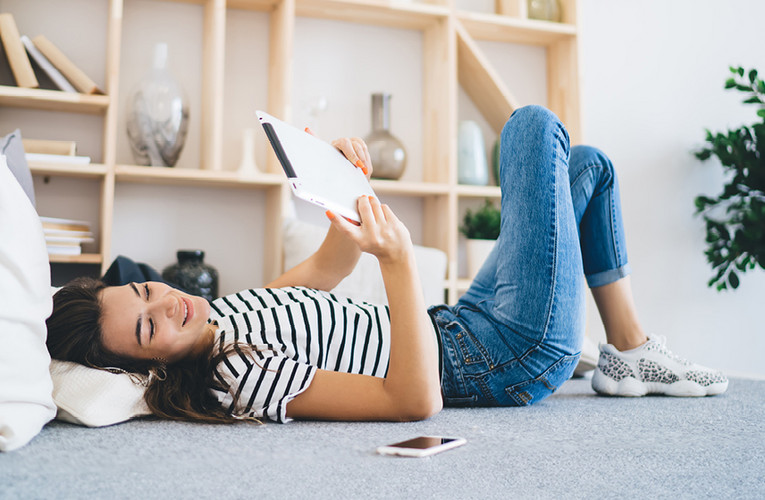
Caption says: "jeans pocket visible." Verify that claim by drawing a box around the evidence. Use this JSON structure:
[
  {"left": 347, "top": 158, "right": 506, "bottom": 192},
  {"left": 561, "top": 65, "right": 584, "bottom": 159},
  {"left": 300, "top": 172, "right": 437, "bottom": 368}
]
[
  {"left": 505, "top": 354, "right": 580, "bottom": 406},
  {"left": 443, "top": 319, "right": 493, "bottom": 370}
]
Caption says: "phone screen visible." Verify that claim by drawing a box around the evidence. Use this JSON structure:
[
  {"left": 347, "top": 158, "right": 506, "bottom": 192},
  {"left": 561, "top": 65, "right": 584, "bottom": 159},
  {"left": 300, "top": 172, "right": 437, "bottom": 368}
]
[{"left": 389, "top": 437, "right": 457, "bottom": 449}]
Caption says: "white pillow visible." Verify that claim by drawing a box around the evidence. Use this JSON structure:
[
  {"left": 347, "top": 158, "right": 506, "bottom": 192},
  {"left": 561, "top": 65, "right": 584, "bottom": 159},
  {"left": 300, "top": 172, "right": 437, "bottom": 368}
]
[
  {"left": 49, "top": 360, "right": 150, "bottom": 427},
  {"left": 0, "top": 154, "right": 57, "bottom": 451},
  {"left": 282, "top": 217, "right": 447, "bottom": 307}
]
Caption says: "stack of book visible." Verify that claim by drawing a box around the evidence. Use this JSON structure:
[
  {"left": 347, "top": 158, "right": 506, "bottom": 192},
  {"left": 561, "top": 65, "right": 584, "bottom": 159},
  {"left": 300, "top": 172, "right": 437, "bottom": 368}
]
[
  {"left": 0, "top": 12, "right": 103, "bottom": 94},
  {"left": 40, "top": 216, "right": 94, "bottom": 256}
]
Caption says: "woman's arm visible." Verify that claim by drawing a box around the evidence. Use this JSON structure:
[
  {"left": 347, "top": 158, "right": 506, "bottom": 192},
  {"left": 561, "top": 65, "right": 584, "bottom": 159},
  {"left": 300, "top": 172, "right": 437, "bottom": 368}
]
[
  {"left": 285, "top": 196, "right": 443, "bottom": 421},
  {"left": 265, "top": 135, "right": 373, "bottom": 291}
]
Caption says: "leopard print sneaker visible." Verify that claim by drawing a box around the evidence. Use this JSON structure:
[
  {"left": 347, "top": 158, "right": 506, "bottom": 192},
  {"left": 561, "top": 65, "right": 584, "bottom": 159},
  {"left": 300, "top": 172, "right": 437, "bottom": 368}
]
[{"left": 591, "top": 335, "right": 728, "bottom": 397}]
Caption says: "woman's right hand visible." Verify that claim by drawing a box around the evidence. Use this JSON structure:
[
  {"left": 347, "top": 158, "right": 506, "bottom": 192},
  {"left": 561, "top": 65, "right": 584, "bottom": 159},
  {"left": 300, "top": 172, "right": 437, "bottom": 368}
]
[{"left": 326, "top": 196, "right": 413, "bottom": 265}]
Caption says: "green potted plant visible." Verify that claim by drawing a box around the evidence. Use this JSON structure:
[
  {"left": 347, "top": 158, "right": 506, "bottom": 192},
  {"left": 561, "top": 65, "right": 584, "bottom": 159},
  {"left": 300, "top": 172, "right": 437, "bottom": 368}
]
[
  {"left": 460, "top": 199, "right": 501, "bottom": 278},
  {"left": 695, "top": 66, "right": 765, "bottom": 291}
]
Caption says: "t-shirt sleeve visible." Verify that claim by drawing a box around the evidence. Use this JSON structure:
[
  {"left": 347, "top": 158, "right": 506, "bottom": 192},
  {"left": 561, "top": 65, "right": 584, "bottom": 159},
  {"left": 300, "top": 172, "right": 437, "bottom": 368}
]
[{"left": 211, "top": 346, "right": 316, "bottom": 423}]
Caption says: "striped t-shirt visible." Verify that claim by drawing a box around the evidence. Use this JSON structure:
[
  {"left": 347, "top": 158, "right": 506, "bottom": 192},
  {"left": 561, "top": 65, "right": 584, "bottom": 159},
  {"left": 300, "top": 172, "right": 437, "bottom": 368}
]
[{"left": 207, "top": 286, "right": 391, "bottom": 423}]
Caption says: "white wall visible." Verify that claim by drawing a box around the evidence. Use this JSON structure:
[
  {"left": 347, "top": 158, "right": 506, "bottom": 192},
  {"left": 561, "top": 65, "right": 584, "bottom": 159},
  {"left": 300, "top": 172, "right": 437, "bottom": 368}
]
[{"left": 579, "top": 0, "right": 765, "bottom": 378}]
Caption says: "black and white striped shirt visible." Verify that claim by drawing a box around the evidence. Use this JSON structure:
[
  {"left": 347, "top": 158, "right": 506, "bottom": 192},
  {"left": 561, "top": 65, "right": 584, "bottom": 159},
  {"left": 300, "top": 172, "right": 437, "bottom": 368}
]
[{"left": 207, "top": 287, "right": 391, "bottom": 423}]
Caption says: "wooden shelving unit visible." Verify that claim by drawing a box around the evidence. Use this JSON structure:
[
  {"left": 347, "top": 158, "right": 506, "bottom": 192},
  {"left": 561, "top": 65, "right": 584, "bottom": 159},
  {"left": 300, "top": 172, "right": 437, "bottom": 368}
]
[{"left": 2, "top": 0, "right": 581, "bottom": 303}]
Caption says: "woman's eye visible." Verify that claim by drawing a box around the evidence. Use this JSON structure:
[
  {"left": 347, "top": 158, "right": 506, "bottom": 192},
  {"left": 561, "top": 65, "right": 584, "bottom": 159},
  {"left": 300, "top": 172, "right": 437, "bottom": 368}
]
[
  {"left": 144, "top": 283, "right": 150, "bottom": 300},
  {"left": 149, "top": 318, "right": 155, "bottom": 340}
]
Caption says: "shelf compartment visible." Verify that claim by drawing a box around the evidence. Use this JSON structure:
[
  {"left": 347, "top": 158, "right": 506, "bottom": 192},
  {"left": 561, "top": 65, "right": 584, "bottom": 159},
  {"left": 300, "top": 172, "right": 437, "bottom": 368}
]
[
  {"left": 0, "top": 86, "right": 110, "bottom": 114},
  {"left": 115, "top": 164, "right": 285, "bottom": 189},
  {"left": 49, "top": 253, "right": 103, "bottom": 264},
  {"left": 370, "top": 179, "right": 450, "bottom": 196},
  {"left": 296, "top": 0, "right": 449, "bottom": 30},
  {"left": 457, "top": 10, "right": 576, "bottom": 46},
  {"left": 30, "top": 162, "right": 108, "bottom": 179},
  {"left": 456, "top": 184, "right": 501, "bottom": 198}
]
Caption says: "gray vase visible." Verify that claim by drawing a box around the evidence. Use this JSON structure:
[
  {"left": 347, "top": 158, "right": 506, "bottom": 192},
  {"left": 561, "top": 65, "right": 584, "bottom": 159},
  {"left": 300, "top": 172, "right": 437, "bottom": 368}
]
[
  {"left": 365, "top": 93, "right": 407, "bottom": 180},
  {"left": 126, "top": 43, "right": 189, "bottom": 167}
]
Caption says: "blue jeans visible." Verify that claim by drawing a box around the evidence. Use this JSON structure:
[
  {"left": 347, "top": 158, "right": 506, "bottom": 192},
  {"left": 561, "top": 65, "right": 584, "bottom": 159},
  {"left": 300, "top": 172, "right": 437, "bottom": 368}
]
[{"left": 429, "top": 105, "right": 631, "bottom": 407}]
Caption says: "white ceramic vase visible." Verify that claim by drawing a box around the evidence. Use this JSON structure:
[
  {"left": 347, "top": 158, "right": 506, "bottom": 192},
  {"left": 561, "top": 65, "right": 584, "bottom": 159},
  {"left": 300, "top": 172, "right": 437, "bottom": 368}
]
[
  {"left": 458, "top": 120, "right": 489, "bottom": 186},
  {"left": 466, "top": 238, "right": 496, "bottom": 279}
]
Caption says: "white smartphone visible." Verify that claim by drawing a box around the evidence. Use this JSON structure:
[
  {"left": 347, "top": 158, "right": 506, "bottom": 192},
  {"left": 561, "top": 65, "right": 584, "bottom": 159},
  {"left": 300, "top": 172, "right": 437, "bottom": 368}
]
[{"left": 376, "top": 436, "right": 466, "bottom": 458}]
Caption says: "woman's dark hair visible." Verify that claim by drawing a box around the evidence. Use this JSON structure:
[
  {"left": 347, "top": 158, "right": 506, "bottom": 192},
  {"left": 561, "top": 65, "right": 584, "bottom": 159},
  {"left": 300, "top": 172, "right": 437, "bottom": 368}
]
[{"left": 46, "top": 276, "right": 253, "bottom": 424}]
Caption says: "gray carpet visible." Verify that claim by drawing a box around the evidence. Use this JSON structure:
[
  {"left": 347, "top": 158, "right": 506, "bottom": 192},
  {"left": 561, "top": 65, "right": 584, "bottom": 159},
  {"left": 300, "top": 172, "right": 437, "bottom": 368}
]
[{"left": 2, "top": 377, "right": 763, "bottom": 500}]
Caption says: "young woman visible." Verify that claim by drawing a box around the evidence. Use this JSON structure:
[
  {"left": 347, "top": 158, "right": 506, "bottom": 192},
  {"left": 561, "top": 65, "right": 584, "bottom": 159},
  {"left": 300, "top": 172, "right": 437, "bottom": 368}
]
[{"left": 46, "top": 105, "right": 728, "bottom": 424}]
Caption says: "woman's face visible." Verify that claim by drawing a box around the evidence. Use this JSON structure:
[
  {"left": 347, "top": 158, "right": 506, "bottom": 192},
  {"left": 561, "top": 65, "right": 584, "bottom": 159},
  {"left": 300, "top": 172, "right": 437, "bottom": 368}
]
[{"left": 99, "top": 281, "right": 213, "bottom": 363}]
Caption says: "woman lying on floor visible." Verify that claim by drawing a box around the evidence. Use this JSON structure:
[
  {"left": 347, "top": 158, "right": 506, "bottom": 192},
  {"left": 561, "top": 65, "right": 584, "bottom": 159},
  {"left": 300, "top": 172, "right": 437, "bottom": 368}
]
[{"left": 45, "top": 105, "right": 728, "bottom": 424}]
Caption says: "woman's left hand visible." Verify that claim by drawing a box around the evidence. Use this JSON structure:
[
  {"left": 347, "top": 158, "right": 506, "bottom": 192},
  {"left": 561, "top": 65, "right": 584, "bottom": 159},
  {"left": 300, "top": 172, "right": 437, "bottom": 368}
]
[
  {"left": 305, "top": 127, "right": 373, "bottom": 179},
  {"left": 330, "top": 136, "right": 373, "bottom": 179}
]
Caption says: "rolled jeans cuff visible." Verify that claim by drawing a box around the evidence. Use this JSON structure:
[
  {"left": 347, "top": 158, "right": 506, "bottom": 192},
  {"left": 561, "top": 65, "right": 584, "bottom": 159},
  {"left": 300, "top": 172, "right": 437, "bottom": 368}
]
[{"left": 586, "top": 263, "right": 632, "bottom": 288}]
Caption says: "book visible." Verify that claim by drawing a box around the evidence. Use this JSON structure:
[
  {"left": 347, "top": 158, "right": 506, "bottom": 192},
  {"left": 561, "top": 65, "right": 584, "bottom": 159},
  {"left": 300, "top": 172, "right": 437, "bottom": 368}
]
[
  {"left": 22, "top": 139, "right": 77, "bottom": 156},
  {"left": 0, "top": 13, "right": 38, "bottom": 88},
  {"left": 46, "top": 244, "right": 82, "bottom": 256},
  {"left": 0, "top": 32, "right": 16, "bottom": 86},
  {"left": 43, "top": 228, "right": 94, "bottom": 240},
  {"left": 40, "top": 216, "right": 91, "bottom": 233},
  {"left": 44, "top": 235, "right": 95, "bottom": 245},
  {"left": 26, "top": 153, "right": 91, "bottom": 165},
  {"left": 31, "top": 35, "right": 102, "bottom": 95},
  {"left": 20, "top": 35, "right": 76, "bottom": 92}
]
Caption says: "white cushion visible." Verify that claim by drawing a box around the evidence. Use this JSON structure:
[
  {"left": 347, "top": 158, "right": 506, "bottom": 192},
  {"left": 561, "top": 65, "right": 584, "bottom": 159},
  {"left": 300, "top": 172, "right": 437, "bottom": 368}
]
[
  {"left": 0, "top": 154, "right": 56, "bottom": 451},
  {"left": 49, "top": 360, "right": 150, "bottom": 427},
  {"left": 283, "top": 217, "right": 447, "bottom": 307}
]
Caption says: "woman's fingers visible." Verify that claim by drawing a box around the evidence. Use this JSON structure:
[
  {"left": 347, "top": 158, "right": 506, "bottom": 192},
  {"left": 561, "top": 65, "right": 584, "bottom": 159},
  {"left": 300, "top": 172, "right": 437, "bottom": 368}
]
[
  {"left": 332, "top": 137, "right": 371, "bottom": 177},
  {"left": 367, "top": 195, "right": 386, "bottom": 222}
]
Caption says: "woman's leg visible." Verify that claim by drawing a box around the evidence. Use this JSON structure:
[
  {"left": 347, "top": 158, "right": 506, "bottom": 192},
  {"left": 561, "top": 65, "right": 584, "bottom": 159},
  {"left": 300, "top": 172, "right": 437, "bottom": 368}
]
[
  {"left": 566, "top": 146, "right": 728, "bottom": 396},
  {"left": 449, "top": 105, "right": 585, "bottom": 405},
  {"left": 566, "top": 145, "right": 646, "bottom": 351}
]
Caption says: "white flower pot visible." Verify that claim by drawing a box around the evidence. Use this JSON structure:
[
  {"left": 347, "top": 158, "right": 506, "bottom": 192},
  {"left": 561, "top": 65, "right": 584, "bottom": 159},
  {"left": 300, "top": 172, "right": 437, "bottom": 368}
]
[{"left": 466, "top": 238, "right": 496, "bottom": 279}]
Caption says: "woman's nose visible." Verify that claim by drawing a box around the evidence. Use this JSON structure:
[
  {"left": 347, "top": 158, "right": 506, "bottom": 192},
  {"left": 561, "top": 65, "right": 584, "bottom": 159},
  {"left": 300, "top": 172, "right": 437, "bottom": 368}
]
[{"left": 151, "top": 293, "right": 177, "bottom": 318}]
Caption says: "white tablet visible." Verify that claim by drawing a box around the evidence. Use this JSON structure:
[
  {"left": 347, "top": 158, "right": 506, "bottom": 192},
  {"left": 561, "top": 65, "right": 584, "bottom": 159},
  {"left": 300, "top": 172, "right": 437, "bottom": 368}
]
[{"left": 257, "top": 110, "right": 377, "bottom": 223}]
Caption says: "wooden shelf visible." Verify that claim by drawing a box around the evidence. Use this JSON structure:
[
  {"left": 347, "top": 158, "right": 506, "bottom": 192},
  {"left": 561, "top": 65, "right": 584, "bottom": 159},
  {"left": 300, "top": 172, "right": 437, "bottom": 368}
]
[
  {"left": 456, "top": 185, "right": 501, "bottom": 198},
  {"left": 457, "top": 10, "right": 576, "bottom": 46},
  {"left": 30, "top": 162, "right": 108, "bottom": 179},
  {"left": 371, "top": 179, "right": 450, "bottom": 196},
  {"left": 0, "top": 86, "right": 110, "bottom": 114},
  {"left": 49, "top": 253, "right": 102, "bottom": 264},
  {"left": 295, "top": 0, "right": 449, "bottom": 30},
  {"left": 115, "top": 165, "right": 285, "bottom": 189},
  {"left": 5, "top": 0, "right": 581, "bottom": 303}
]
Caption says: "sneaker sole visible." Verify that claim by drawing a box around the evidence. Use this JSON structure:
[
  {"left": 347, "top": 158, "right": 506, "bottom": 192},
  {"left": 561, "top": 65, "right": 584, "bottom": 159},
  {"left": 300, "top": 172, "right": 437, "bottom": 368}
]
[{"left": 592, "top": 370, "right": 729, "bottom": 397}]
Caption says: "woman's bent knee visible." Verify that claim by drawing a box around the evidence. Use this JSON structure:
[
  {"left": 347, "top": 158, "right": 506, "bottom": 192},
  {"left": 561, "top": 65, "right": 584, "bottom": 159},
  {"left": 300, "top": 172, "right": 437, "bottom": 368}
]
[{"left": 503, "top": 105, "right": 563, "bottom": 140}]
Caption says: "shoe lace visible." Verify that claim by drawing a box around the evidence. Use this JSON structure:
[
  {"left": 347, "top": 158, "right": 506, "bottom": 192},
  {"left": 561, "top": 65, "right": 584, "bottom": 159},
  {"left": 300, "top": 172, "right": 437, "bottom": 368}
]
[{"left": 649, "top": 334, "right": 691, "bottom": 366}]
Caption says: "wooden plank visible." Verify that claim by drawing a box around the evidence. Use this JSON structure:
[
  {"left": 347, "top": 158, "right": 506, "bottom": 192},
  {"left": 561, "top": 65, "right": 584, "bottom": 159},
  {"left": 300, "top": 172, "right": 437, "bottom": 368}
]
[
  {"left": 455, "top": 184, "right": 501, "bottom": 198},
  {"left": 102, "top": 0, "right": 123, "bottom": 166},
  {"left": 115, "top": 164, "right": 284, "bottom": 188},
  {"left": 266, "top": 0, "right": 295, "bottom": 173},
  {"left": 49, "top": 253, "right": 103, "bottom": 264},
  {"left": 455, "top": 20, "right": 519, "bottom": 135},
  {"left": 547, "top": 36, "right": 581, "bottom": 144},
  {"left": 370, "top": 179, "right": 450, "bottom": 196},
  {"left": 423, "top": 14, "right": 456, "bottom": 184},
  {"left": 30, "top": 162, "right": 108, "bottom": 178},
  {"left": 264, "top": 184, "right": 288, "bottom": 280},
  {"left": 0, "top": 85, "right": 109, "bottom": 113},
  {"left": 295, "top": 0, "right": 447, "bottom": 30},
  {"left": 457, "top": 10, "right": 576, "bottom": 45},
  {"left": 201, "top": 0, "right": 227, "bottom": 170}
]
